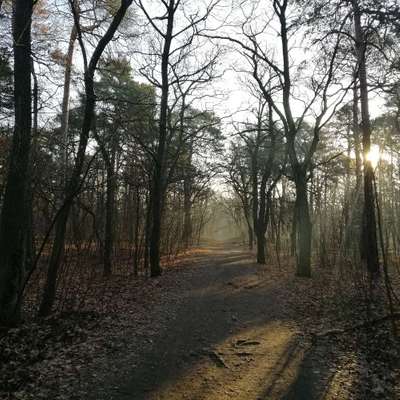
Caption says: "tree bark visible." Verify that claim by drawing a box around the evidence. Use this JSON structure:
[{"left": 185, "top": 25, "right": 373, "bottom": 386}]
[
  {"left": 183, "top": 179, "right": 193, "bottom": 249},
  {"left": 278, "top": 0, "right": 312, "bottom": 275},
  {"left": 353, "top": 0, "right": 379, "bottom": 278},
  {"left": 352, "top": 83, "right": 362, "bottom": 191},
  {"left": 182, "top": 144, "right": 193, "bottom": 249},
  {"left": 103, "top": 161, "right": 115, "bottom": 276},
  {"left": 256, "top": 228, "right": 266, "bottom": 264},
  {"left": 0, "top": 0, "right": 33, "bottom": 325},
  {"left": 294, "top": 172, "right": 312, "bottom": 277},
  {"left": 25, "top": 58, "right": 39, "bottom": 275},
  {"left": 255, "top": 176, "right": 267, "bottom": 264},
  {"left": 247, "top": 222, "right": 254, "bottom": 250},
  {"left": 133, "top": 184, "right": 140, "bottom": 276},
  {"left": 60, "top": 24, "right": 77, "bottom": 186},
  {"left": 99, "top": 122, "right": 119, "bottom": 277},
  {"left": 149, "top": 0, "right": 175, "bottom": 277},
  {"left": 143, "top": 189, "right": 152, "bottom": 275}
]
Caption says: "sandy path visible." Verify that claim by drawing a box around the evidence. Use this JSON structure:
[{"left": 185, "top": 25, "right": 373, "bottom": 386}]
[{"left": 89, "top": 243, "right": 336, "bottom": 400}]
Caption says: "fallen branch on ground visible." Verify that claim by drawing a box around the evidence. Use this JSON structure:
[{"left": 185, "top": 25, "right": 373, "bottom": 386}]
[{"left": 312, "top": 312, "right": 400, "bottom": 341}]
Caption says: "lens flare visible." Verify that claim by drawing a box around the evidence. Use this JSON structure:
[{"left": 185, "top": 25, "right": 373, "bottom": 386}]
[{"left": 366, "top": 144, "right": 380, "bottom": 168}]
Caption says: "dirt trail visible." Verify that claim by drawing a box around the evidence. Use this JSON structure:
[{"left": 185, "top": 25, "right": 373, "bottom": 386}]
[{"left": 89, "top": 243, "right": 338, "bottom": 400}]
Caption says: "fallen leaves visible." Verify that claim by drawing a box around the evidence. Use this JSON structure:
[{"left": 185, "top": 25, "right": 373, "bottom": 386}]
[
  {"left": 1, "top": 246, "right": 400, "bottom": 399},
  {"left": 0, "top": 252, "right": 197, "bottom": 400}
]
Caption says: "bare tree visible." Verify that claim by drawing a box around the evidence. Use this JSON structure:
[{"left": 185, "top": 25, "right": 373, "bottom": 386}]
[
  {"left": 352, "top": 0, "right": 379, "bottom": 279},
  {"left": 39, "top": 0, "right": 133, "bottom": 317},
  {"left": 135, "top": 0, "right": 220, "bottom": 276},
  {"left": 205, "top": 0, "right": 347, "bottom": 275},
  {"left": 225, "top": 146, "right": 254, "bottom": 249},
  {"left": 227, "top": 91, "right": 283, "bottom": 263}
]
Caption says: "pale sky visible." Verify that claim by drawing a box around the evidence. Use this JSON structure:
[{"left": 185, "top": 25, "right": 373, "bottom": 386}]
[{"left": 1, "top": 0, "right": 389, "bottom": 142}]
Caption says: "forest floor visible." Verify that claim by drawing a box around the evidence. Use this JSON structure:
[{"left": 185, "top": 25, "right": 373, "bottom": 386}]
[{"left": 1, "top": 242, "right": 400, "bottom": 399}]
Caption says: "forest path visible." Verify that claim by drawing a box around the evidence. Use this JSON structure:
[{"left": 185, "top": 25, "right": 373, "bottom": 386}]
[{"left": 90, "top": 242, "right": 337, "bottom": 400}]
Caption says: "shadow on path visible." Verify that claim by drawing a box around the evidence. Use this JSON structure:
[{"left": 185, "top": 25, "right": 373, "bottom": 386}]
[{"left": 90, "top": 242, "right": 341, "bottom": 400}]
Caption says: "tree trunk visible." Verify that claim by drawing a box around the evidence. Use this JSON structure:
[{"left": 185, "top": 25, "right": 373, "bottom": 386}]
[
  {"left": 133, "top": 185, "right": 140, "bottom": 276},
  {"left": 101, "top": 129, "right": 118, "bottom": 277},
  {"left": 256, "top": 229, "right": 266, "bottom": 264},
  {"left": 0, "top": 0, "right": 32, "bottom": 325},
  {"left": 342, "top": 120, "right": 352, "bottom": 254},
  {"left": 149, "top": 172, "right": 163, "bottom": 276},
  {"left": 294, "top": 174, "right": 312, "bottom": 277},
  {"left": 247, "top": 223, "right": 254, "bottom": 250},
  {"left": 182, "top": 146, "right": 193, "bottom": 249},
  {"left": 254, "top": 106, "right": 275, "bottom": 265},
  {"left": 38, "top": 207, "right": 69, "bottom": 317},
  {"left": 143, "top": 190, "right": 151, "bottom": 275},
  {"left": 353, "top": 0, "right": 379, "bottom": 278},
  {"left": 38, "top": 0, "right": 132, "bottom": 317},
  {"left": 39, "top": 73, "right": 95, "bottom": 317},
  {"left": 149, "top": 1, "right": 175, "bottom": 277},
  {"left": 25, "top": 58, "right": 39, "bottom": 275},
  {"left": 60, "top": 24, "right": 77, "bottom": 186},
  {"left": 352, "top": 83, "right": 362, "bottom": 191},
  {"left": 183, "top": 181, "right": 192, "bottom": 249},
  {"left": 255, "top": 183, "right": 267, "bottom": 264},
  {"left": 103, "top": 164, "right": 115, "bottom": 277}
]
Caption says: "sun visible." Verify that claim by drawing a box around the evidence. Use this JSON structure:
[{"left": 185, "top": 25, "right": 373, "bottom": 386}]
[{"left": 366, "top": 144, "right": 381, "bottom": 169}]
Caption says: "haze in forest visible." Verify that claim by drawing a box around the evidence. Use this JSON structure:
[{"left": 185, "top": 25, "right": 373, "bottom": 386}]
[{"left": 1, "top": 0, "right": 400, "bottom": 399}]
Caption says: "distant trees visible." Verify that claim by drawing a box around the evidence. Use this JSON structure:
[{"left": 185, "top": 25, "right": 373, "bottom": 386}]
[
  {"left": 225, "top": 144, "right": 254, "bottom": 250},
  {"left": 213, "top": 0, "right": 347, "bottom": 275},
  {"left": 0, "top": 0, "right": 220, "bottom": 323},
  {"left": 221, "top": 0, "right": 400, "bottom": 278},
  {"left": 94, "top": 58, "right": 156, "bottom": 276},
  {"left": 135, "top": 0, "right": 221, "bottom": 276},
  {"left": 301, "top": 0, "right": 400, "bottom": 278},
  {"left": 225, "top": 90, "right": 284, "bottom": 264}
]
